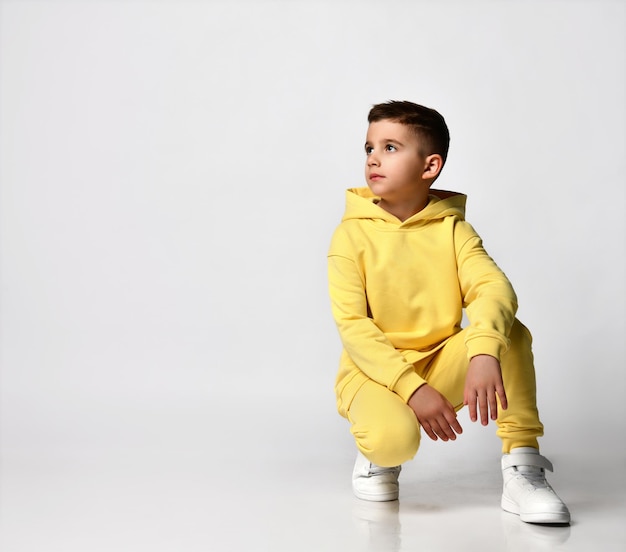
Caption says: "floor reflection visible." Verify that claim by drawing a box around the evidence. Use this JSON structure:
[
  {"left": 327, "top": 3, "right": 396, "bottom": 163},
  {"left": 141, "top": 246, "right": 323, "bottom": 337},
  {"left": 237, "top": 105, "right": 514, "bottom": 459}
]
[
  {"left": 352, "top": 499, "right": 401, "bottom": 552},
  {"left": 500, "top": 510, "right": 571, "bottom": 551}
]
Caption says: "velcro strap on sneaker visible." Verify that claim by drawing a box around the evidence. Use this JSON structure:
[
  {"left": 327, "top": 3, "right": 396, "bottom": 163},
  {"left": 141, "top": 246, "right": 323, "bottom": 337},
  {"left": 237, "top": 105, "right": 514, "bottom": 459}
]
[{"left": 502, "top": 453, "right": 554, "bottom": 472}]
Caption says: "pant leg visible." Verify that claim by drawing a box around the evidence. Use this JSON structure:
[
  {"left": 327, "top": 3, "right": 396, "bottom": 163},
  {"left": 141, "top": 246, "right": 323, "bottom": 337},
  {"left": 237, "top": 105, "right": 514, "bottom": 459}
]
[
  {"left": 422, "top": 318, "right": 544, "bottom": 453},
  {"left": 494, "top": 319, "right": 544, "bottom": 452},
  {"left": 347, "top": 379, "right": 421, "bottom": 467}
]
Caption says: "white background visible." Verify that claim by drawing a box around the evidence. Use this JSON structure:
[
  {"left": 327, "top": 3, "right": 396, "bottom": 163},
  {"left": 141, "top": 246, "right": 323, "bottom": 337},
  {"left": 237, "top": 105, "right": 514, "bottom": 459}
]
[{"left": 1, "top": 1, "right": 624, "bottom": 542}]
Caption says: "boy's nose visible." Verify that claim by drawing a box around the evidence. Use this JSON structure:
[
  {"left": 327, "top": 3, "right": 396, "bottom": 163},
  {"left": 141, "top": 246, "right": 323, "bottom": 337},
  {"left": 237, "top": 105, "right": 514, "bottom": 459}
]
[{"left": 367, "top": 155, "right": 380, "bottom": 166}]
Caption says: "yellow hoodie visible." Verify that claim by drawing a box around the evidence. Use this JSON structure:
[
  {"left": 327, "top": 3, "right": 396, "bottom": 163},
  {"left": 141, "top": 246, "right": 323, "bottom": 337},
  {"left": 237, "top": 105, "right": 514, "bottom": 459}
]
[{"left": 328, "top": 187, "right": 518, "bottom": 416}]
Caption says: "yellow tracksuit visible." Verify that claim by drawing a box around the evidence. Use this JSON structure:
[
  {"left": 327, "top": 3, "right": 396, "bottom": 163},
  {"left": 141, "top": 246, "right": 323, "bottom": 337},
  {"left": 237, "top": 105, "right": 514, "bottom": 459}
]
[{"left": 328, "top": 187, "right": 543, "bottom": 466}]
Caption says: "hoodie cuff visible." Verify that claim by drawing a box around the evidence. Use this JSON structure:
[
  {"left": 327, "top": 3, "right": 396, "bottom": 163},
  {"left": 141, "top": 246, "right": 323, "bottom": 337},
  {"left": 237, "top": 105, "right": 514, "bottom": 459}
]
[
  {"left": 465, "top": 336, "right": 506, "bottom": 362},
  {"left": 392, "top": 370, "right": 427, "bottom": 403}
]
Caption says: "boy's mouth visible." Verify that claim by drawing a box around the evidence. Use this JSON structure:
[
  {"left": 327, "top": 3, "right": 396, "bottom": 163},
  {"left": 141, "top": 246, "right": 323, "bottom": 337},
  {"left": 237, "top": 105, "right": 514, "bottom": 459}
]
[{"left": 369, "top": 173, "right": 384, "bottom": 180}]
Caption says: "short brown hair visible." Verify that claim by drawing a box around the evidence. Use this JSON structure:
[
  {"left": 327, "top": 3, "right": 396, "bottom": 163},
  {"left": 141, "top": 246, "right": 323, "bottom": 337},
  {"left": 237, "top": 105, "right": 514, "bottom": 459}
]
[{"left": 368, "top": 100, "right": 450, "bottom": 164}]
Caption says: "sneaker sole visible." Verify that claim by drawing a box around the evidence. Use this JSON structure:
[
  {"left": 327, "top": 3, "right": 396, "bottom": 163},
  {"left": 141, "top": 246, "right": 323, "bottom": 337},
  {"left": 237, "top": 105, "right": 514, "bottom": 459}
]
[
  {"left": 353, "top": 489, "right": 399, "bottom": 502},
  {"left": 501, "top": 494, "right": 570, "bottom": 524}
]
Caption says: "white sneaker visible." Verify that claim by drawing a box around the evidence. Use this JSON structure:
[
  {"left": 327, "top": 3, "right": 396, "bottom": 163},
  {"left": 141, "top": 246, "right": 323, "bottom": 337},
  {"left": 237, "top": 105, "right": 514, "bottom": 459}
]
[
  {"left": 501, "top": 447, "right": 570, "bottom": 524},
  {"left": 352, "top": 451, "right": 401, "bottom": 502}
]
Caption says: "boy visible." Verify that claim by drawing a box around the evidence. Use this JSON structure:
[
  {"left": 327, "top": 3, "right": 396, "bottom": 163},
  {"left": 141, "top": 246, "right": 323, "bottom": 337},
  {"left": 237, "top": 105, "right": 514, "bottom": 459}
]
[{"left": 327, "top": 100, "right": 570, "bottom": 524}]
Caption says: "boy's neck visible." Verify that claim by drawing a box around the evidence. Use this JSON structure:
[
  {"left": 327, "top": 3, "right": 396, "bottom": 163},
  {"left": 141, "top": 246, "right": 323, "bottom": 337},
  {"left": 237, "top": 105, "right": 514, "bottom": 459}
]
[{"left": 377, "top": 197, "right": 429, "bottom": 222}]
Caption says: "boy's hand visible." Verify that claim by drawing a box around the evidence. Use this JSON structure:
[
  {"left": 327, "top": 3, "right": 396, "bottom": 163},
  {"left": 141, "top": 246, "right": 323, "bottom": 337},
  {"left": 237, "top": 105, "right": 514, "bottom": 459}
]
[
  {"left": 408, "top": 384, "right": 463, "bottom": 442},
  {"left": 464, "top": 354, "right": 508, "bottom": 425}
]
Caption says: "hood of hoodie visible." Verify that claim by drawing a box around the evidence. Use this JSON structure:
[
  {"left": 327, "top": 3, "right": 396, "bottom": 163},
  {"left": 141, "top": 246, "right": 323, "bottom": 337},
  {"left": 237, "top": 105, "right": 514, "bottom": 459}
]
[{"left": 342, "top": 187, "right": 467, "bottom": 226}]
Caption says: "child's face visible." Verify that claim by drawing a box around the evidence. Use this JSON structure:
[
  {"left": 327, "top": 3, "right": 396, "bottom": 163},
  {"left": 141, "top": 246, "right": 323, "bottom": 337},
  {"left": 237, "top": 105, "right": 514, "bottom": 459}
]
[{"left": 364, "top": 120, "right": 430, "bottom": 205}]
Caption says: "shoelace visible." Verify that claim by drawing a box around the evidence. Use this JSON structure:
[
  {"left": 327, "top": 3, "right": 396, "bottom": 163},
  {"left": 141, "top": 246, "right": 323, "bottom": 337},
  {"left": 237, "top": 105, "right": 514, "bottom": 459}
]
[
  {"left": 368, "top": 464, "right": 400, "bottom": 477},
  {"left": 516, "top": 466, "right": 549, "bottom": 489}
]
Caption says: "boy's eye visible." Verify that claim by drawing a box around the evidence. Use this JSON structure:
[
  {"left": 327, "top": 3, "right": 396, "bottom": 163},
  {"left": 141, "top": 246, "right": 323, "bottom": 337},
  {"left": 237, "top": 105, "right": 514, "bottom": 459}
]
[
  {"left": 385, "top": 144, "right": 397, "bottom": 152},
  {"left": 365, "top": 146, "right": 373, "bottom": 155}
]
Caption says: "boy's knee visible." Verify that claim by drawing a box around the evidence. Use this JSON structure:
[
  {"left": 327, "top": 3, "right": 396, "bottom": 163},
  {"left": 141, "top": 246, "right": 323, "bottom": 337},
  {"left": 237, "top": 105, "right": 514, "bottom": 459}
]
[
  {"left": 501, "top": 319, "right": 534, "bottom": 369},
  {"left": 353, "top": 415, "right": 420, "bottom": 467},
  {"left": 509, "top": 319, "right": 533, "bottom": 350}
]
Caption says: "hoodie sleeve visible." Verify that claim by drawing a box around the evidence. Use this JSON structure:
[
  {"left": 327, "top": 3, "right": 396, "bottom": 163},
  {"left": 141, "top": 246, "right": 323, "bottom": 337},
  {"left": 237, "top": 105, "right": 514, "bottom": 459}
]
[
  {"left": 455, "top": 221, "right": 518, "bottom": 360},
  {"left": 328, "top": 229, "right": 426, "bottom": 402}
]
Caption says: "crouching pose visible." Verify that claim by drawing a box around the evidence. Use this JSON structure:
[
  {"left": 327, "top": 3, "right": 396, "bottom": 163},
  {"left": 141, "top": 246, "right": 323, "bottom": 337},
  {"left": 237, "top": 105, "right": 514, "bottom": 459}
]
[{"left": 328, "top": 100, "right": 569, "bottom": 524}]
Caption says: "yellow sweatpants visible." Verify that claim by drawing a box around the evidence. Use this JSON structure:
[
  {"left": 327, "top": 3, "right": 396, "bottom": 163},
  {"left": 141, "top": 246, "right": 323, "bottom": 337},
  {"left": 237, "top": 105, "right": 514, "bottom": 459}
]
[{"left": 346, "top": 319, "right": 544, "bottom": 467}]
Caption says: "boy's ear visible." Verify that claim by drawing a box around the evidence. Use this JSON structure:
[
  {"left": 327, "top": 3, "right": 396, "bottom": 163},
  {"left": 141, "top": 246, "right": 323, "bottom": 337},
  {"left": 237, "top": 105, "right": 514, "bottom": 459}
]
[{"left": 423, "top": 154, "right": 444, "bottom": 180}]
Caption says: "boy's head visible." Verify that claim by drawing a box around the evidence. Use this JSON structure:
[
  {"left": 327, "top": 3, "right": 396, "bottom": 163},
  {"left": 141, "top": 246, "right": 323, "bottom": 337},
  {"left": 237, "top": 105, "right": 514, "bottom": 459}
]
[
  {"left": 364, "top": 101, "right": 450, "bottom": 219},
  {"left": 368, "top": 101, "right": 450, "bottom": 166}
]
